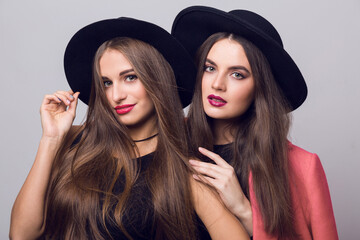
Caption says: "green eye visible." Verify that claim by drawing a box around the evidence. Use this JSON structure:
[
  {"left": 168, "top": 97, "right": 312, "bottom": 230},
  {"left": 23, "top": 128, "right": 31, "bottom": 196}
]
[
  {"left": 231, "top": 72, "right": 244, "bottom": 79},
  {"left": 204, "top": 66, "right": 215, "bottom": 72},
  {"left": 125, "top": 75, "right": 138, "bottom": 82},
  {"left": 103, "top": 81, "right": 112, "bottom": 87}
]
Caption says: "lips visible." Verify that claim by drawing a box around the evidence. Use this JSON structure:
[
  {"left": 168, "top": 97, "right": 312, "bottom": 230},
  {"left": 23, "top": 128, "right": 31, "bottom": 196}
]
[
  {"left": 207, "top": 94, "right": 227, "bottom": 107},
  {"left": 114, "top": 104, "right": 136, "bottom": 114}
]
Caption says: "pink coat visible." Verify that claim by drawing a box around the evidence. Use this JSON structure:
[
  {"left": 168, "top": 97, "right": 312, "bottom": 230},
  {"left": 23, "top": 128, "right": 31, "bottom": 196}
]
[{"left": 249, "top": 142, "right": 338, "bottom": 239}]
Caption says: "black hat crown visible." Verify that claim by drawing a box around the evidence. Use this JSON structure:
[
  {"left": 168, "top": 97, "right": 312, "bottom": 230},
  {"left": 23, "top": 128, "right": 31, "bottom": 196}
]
[
  {"left": 171, "top": 6, "right": 307, "bottom": 111},
  {"left": 228, "top": 10, "right": 283, "bottom": 47}
]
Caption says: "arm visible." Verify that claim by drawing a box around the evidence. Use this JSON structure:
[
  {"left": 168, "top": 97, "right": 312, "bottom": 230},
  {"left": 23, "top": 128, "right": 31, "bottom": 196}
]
[
  {"left": 191, "top": 178, "right": 250, "bottom": 240},
  {"left": 9, "top": 91, "right": 79, "bottom": 240},
  {"left": 190, "top": 147, "right": 253, "bottom": 236}
]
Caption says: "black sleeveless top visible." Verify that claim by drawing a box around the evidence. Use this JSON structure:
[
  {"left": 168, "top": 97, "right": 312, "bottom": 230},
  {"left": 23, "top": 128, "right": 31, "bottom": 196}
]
[
  {"left": 102, "top": 152, "right": 155, "bottom": 239},
  {"left": 70, "top": 133, "right": 213, "bottom": 239}
]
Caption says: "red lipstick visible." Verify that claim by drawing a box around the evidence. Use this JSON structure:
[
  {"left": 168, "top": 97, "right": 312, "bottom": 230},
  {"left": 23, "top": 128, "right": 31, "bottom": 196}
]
[
  {"left": 114, "top": 104, "right": 135, "bottom": 114},
  {"left": 207, "top": 94, "right": 227, "bottom": 107}
]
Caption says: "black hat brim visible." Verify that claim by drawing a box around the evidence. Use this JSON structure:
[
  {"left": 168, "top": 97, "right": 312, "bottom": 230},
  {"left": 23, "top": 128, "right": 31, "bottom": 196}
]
[
  {"left": 172, "top": 6, "right": 307, "bottom": 111},
  {"left": 64, "top": 17, "right": 196, "bottom": 107}
]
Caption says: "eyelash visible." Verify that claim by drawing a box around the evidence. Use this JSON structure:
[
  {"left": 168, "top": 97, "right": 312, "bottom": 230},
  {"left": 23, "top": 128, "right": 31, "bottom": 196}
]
[
  {"left": 103, "top": 74, "right": 138, "bottom": 87},
  {"left": 231, "top": 72, "right": 245, "bottom": 79},
  {"left": 204, "top": 65, "right": 215, "bottom": 72},
  {"left": 103, "top": 81, "right": 112, "bottom": 88},
  {"left": 125, "top": 74, "right": 137, "bottom": 82},
  {"left": 204, "top": 65, "right": 245, "bottom": 80}
]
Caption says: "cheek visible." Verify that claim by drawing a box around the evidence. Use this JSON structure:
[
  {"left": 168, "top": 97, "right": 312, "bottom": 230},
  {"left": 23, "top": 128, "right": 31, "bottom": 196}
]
[
  {"left": 136, "top": 86, "right": 149, "bottom": 100},
  {"left": 201, "top": 77, "right": 210, "bottom": 97},
  {"left": 104, "top": 89, "right": 112, "bottom": 103},
  {"left": 137, "top": 87, "right": 154, "bottom": 109},
  {"left": 235, "top": 85, "right": 255, "bottom": 107}
]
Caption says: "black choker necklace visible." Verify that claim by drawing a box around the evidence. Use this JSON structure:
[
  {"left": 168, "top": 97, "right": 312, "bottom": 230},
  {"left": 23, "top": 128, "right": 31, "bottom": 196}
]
[{"left": 133, "top": 133, "right": 158, "bottom": 143}]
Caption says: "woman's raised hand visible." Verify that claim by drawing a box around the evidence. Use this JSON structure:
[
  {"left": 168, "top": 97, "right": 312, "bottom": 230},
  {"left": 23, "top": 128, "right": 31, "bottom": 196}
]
[
  {"left": 40, "top": 90, "right": 80, "bottom": 139},
  {"left": 190, "top": 147, "right": 253, "bottom": 235}
]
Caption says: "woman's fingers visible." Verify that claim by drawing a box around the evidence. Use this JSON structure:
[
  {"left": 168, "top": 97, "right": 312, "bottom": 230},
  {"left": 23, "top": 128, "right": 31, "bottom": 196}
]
[
  {"left": 190, "top": 160, "right": 223, "bottom": 179},
  {"left": 67, "top": 92, "right": 80, "bottom": 115},
  {"left": 53, "top": 90, "right": 75, "bottom": 106},
  {"left": 42, "top": 94, "right": 62, "bottom": 105},
  {"left": 198, "top": 147, "right": 229, "bottom": 167},
  {"left": 193, "top": 173, "right": 217, "bottom": 186}
]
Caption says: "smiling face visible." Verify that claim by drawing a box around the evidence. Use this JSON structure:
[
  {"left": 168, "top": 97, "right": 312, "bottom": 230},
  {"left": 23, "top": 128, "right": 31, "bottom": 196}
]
[
  {"left": 99, "top": 48, "right": 156, "bottom": 128},
  {"left": 201, "top": 38, "right": 255, "bottom": 122}
]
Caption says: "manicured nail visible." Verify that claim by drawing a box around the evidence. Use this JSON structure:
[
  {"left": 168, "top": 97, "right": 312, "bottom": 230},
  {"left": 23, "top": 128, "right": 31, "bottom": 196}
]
[
  {"left": 70, "top": 95, "right": 74, "bottom": 99},
  {"left": 57, "top": 97, "right": 61, "bottom": 102},
  {"left": 66, "top": 100, "right": 70, "bottom": 104}
]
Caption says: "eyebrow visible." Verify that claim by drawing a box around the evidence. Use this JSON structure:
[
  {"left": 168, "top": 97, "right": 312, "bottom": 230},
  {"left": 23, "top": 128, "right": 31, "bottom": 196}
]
[
  {"left": 119, "top": 69, "right": 135, "bottom": 76},
  {"left": 101, "top": 68, "right": 135, "bottom": 80},
  {"left": 206, "top": 58, "right": 251, "bottom": 74}
]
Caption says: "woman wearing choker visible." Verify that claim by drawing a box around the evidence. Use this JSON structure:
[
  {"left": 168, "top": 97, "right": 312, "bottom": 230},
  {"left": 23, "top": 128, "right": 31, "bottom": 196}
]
[
  {"left": 10, "top": 17, "right": 249, "bottom": 239},
  {"left": 172, "top": 6, "right": 338, "bottom": 239}
]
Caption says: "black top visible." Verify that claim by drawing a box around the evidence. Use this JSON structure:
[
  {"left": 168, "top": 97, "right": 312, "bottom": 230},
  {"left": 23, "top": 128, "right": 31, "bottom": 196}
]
[
  {"left": 102, "top": 152, "right": 155, "bottom": 239},
  {"left": 213, "top": 143, "right": 234, "bottom": 163},
  {"left": 70, "top": 133, "right": 213, "bottom": 239}
]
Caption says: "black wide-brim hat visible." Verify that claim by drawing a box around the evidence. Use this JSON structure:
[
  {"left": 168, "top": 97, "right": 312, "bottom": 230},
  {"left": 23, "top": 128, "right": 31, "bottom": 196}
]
[
  {"left": 171, "top": 6, "right": 307, "bottom": 111},
  {"left": 64, "top": 17, "right": 196, "bottom": 107}
]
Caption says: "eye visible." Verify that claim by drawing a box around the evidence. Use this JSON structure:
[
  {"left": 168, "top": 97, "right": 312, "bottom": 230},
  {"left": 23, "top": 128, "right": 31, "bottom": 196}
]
[
  {"left": 231, "top": 72, "right": 245, "bottom": 80},
  {"left": 125, "top": 74, "right": 138, "bottom": 82},
  {"left": 204, "top": 65, "right": 215, "bottom": 72},
  {"left": 103, "top": 80, "right": 112, "bottom": 88}
]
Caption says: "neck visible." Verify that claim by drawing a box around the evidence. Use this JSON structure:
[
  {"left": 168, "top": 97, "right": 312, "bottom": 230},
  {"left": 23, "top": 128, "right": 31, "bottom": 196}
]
[
  {"left": 212, "top": 119, "right": 235, "bottom": 145},
  {"left": 128, "top": 115, "right": 158, "bottom": 157},
  {"left": 128, "top": 114, "right": 157, "bottom": 140}
]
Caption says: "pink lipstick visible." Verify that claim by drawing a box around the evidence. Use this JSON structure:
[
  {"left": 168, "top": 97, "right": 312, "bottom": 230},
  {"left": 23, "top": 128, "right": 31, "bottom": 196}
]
[
  {"left": 207, "top": 94, "right": 227, "bottom": 107},
  {"left": 115, "top": 104, "right": 136, "bottom": 114}
]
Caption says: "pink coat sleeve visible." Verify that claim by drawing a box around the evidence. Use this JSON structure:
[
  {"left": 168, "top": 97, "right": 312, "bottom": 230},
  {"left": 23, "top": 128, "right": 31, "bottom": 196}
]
[{"left": 300, "top": 153, "right": 338, "bottom": 239}]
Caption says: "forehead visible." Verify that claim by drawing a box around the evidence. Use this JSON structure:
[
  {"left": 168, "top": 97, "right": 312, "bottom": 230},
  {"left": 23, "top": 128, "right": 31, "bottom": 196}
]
[
  {"left": 207, "top": 38, "right": 250, "bottom": 68},
  {"left": 99, "top": 49, "right": 132, "bottom": 73}
]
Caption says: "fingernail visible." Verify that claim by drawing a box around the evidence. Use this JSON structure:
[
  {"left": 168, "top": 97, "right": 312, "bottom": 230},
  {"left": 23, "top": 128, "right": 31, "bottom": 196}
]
[
  {"left": 57, "top": 97, "right": 61, "bottom": 102},
  {"left": 70, "top": 95, "right": 74, "bottom": 99},
  {"left": 66, "top": 100, "right": 71, "bottom": 104}
]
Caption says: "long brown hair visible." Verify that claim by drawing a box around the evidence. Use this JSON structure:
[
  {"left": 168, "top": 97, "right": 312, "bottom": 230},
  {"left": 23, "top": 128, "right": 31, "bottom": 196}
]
[
  {"left": 43, "top": 38, "right": 196, "bottom": 239},
  {"left": 187, "top": 32, "right": 297, "bottom": 239}
]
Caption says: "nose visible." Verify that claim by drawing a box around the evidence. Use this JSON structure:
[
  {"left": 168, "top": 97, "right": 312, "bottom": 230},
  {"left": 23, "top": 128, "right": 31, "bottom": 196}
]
[
  {"left": 111, "top": 82, "right": 127, "bottom": 103},
  {"left": 211, "top": 73, "right": 226, "bottom": 91}
]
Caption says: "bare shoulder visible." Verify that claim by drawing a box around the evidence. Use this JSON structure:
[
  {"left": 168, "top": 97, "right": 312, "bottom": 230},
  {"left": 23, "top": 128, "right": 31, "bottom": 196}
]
[{"left": 191, "top": 178, "right": 249, "bottom": 239}]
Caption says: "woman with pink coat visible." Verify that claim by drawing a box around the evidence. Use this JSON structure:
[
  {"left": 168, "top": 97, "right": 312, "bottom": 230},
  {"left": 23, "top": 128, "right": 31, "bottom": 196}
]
[{"left": 172, "top": 6, "right": 338, "bottom": 239}]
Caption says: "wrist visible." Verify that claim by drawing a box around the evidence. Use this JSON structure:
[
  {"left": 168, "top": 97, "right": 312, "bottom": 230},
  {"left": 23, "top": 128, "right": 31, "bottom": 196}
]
[
  {"left": 233, "top": 198, "right": 252, "bottom": 221},
  {"left": 40, "top": 135, "right": 64, "bottom": 147},
  {"left": 234, "top": 199, "right": 253, "bottom": 237}
]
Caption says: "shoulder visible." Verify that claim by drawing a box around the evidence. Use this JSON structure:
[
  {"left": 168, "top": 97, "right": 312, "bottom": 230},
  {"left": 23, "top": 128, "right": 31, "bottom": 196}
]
[
  {"left": 287, "top": 141, "right": 320, "bottom": 168},
  {"left": 287, "top": 141, "right": 325, "bottom": 182},
  {"left": 190, "top": 177, "right": 222, "bottom": 216},
  {"left": 288, "top": 141, "right": 316, "bottom": 159}
]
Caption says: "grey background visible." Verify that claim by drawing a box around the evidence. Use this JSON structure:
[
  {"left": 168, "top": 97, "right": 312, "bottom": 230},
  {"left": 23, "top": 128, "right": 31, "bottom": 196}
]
[{"left": 1, "top": 0, "right": 359, "bottom": 239}]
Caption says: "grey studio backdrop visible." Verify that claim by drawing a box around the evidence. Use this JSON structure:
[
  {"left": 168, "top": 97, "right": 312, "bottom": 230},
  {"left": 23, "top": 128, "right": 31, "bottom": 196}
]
[{"left": 1, "top": 0, "right": 359, "bottom": 239}]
